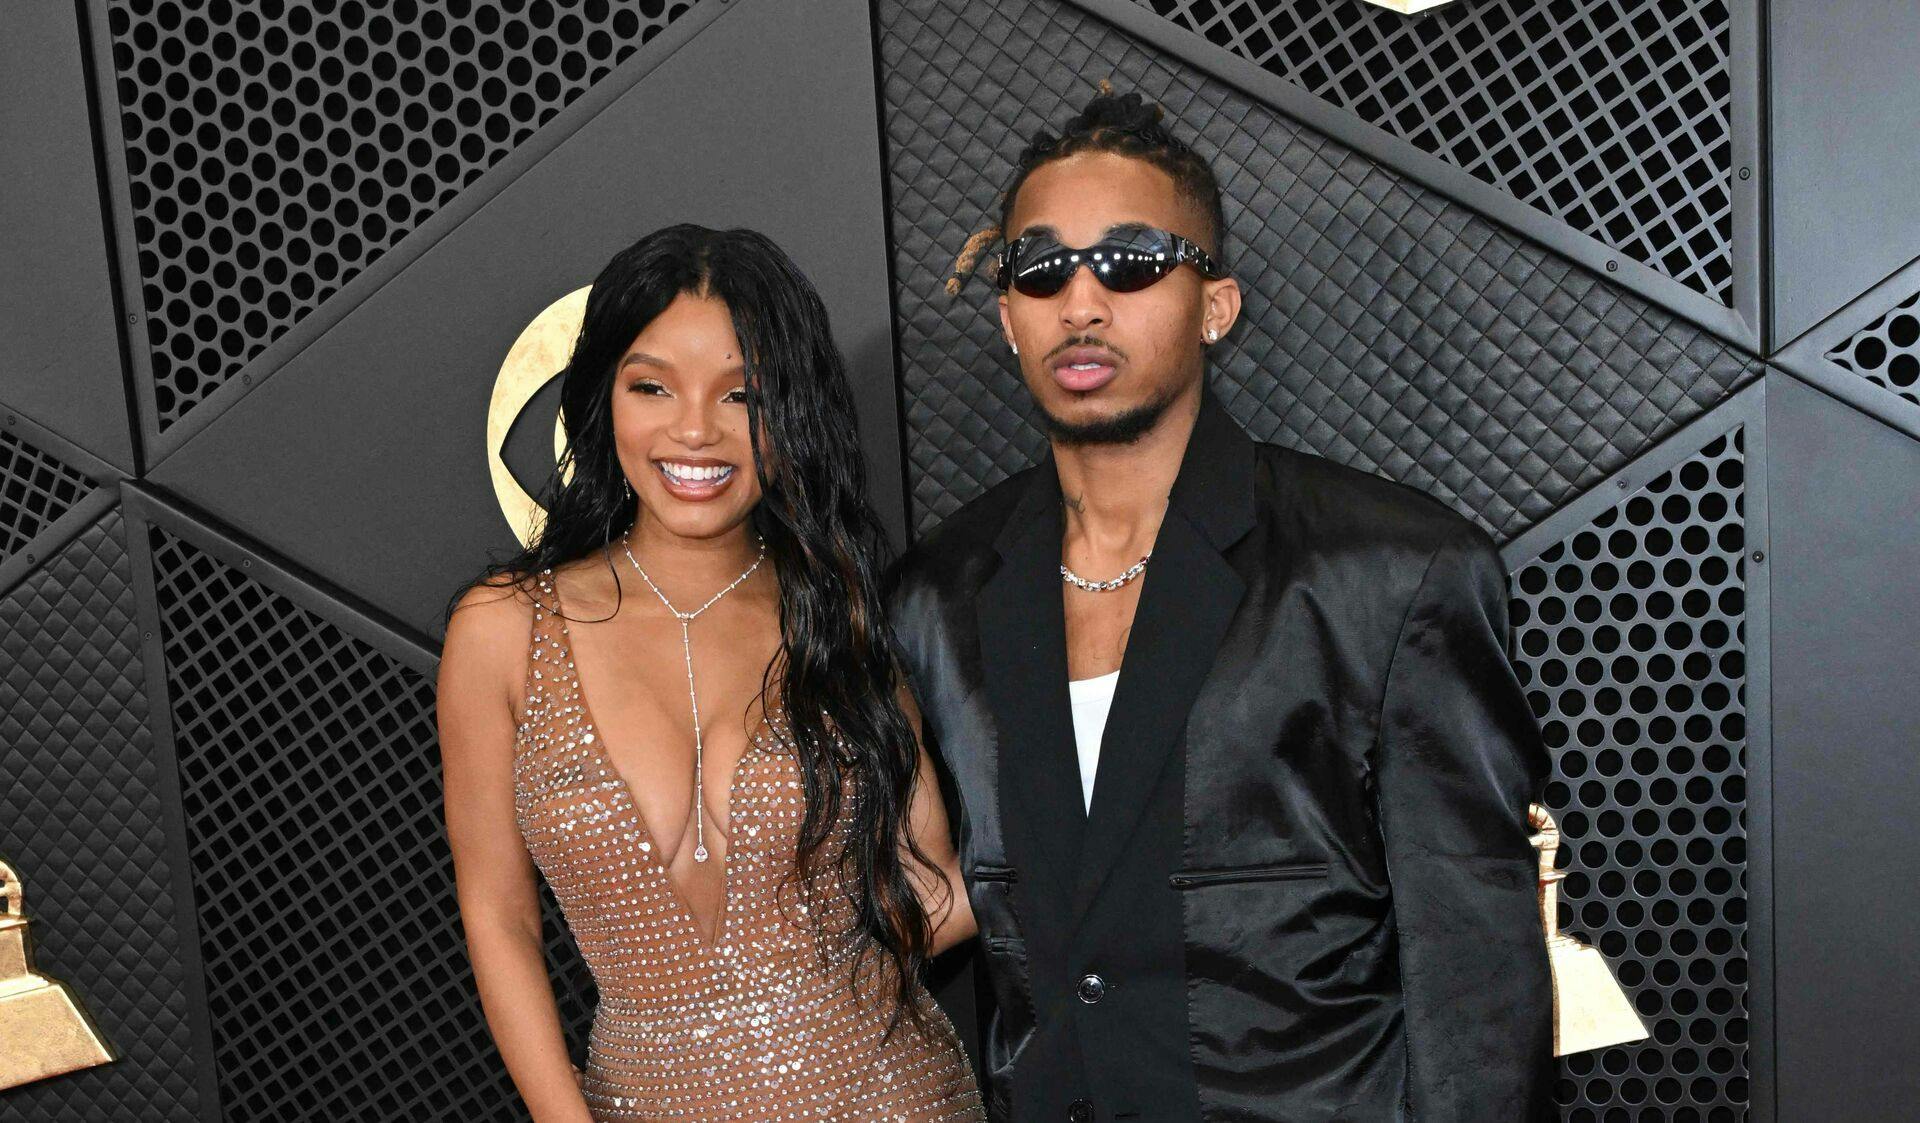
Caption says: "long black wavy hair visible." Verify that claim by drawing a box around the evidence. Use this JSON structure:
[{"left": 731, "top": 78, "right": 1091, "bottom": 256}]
[{"left": 448, "top": 224, "right": 941, "bottom": 1033}]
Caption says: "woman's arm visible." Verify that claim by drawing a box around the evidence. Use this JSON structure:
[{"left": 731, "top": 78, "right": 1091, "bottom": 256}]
[
  {"left": 897, "top": 685, "right": 976, "bottom": 958},
  {"left": 438, "top": 579, "right": 595, "bottom": 1123}
]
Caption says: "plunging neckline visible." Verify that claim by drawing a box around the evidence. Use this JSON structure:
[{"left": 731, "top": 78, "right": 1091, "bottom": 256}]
[{"left": 543, "top": 570, "right": 771, "bottom": 954}]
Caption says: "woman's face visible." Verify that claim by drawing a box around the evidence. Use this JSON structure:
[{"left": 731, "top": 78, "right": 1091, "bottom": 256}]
[{"left": 611, "top": 290, "right": 764, "bottom": 543}]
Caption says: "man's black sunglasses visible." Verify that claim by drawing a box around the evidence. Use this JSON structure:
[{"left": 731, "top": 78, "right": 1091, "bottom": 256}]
[{"left": 995, "top": 225, "right": 1226, "bottom": 298}]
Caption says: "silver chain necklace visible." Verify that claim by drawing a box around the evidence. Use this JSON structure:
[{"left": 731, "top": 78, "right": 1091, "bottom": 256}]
[
  {"left": 620, "top": 532, "right": 767, "bottom": 863},
  {"left": 1061, "top": 551, "right": 1152, "bottom": 593}
]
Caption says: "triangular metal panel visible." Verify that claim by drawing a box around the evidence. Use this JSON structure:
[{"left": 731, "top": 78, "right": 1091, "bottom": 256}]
[
  {"left": 119, "top": 481, "right": 597, "bottom": 1119},
  {"left": 0, "top": 1, "right": 139, "bottom": 474},
  {"left": 90, "top": 0, "right": 722, "bottom": 457},
  {"left": 147, "top": 0, "right": 902, "bottom": 641},
  {"left": 1764, "top": 370, "right": 1920, "bottom": 1121},
  {"left": 1503, "top": 381, "right": 1769, "bottom": 1119},
  {"left": 0, "top": 407, "right": 123, "bottom": 599},
  {"left": 0, "top": 505, "right": 211, "bottom": 1122},
  {"left": 1773, "top": 254, "right": 1920, "bottom": 446},
  {"left": 1060, "top": 0, "right": 1766, "bottom": 352}
]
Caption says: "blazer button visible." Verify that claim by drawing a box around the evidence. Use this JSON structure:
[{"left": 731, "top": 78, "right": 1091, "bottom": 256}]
[
  {"left": 1076, "top": 973, "right": 1106, "bottom": 1004},
  {"left": 1068, "top": 1098, "right": 1094, "bottom": 1122}
]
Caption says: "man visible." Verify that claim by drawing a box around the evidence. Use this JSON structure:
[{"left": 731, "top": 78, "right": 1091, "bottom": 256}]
[{"left": 889, "top": 87, "right": 1556, "bottom": 1122}]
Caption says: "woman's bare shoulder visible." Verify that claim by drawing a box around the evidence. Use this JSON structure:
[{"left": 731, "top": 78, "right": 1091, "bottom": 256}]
[
  {"left": 447, "top": 570, "right": 545, "bottom": 637},
  {"left": 440, "top": 571, "right": 547, "bottom": 712}
]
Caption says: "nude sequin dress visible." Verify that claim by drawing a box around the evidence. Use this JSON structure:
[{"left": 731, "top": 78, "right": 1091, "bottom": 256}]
[{"left": 512, "top": 569, "right": 986, "bottom": 1122}]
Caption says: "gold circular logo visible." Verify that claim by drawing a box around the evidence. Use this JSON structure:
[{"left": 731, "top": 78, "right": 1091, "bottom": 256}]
[{"left": 488, "top": 286, "right": 590, "bottom": 546}]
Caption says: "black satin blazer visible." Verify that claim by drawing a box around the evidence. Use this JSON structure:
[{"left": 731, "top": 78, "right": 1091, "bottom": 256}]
[{"left": 888, "top": 390, "right": 1555, "bottom": 1122}]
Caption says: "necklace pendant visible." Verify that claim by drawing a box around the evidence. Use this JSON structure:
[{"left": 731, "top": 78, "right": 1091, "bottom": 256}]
[{"left": 617, "top": 532, "right": 762, "bottom": 877}]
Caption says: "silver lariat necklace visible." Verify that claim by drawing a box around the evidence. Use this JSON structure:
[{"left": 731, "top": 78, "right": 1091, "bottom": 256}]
[
  {"left": 1061, "top": 551, "right": 1151, "bottom": 593},
  {"left": 620, "top": 532, "right": 767, "bottom": 862}
]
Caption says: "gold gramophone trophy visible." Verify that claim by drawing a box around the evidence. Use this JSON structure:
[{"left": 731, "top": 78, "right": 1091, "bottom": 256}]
[
  {"left": 0, "top": 858, "right": 116, "bottom": 1089},
  {"left": 1528, "top": 805, "right": 1649, "bottom": 1056},
  {"left": 1528, "top": 802, "right": 1651, "bottom": 1051}
]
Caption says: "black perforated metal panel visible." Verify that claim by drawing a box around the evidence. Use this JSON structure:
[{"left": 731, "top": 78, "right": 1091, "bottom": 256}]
[
  {"left": 878, "top": 0, "right": 1759, "bottom": 540},
  {"left": 880, "top": 1, "right": 1758, "bottom": 1116},
  {"left": 1514, "top": 426, "right": 1750, "bottom": 1118},
  {"left": 104, "top": 0, "right": 697, "bottom": 433},
  {"left": 146, "top": 523, "right": 595, "bottom": 1121},
  {"left": 0, "top": 426, "right": 96, "bottom": 563},
  {"left": 0, "top": 510, "right": 204, "bottom": 1123},
  {"left": 1825, "top": 289, "right": 1920, "bottom": 410},
  {"left": 1129, "top": 0, "right": 1735, "bottom": 304}
]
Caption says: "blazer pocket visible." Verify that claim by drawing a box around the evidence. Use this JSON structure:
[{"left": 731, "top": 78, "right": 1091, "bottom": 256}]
[
  {"left": 965, "top": 869, "right": 1038, "bottom": 1080},
  {"left": 1167, "top": 861, "right": 1330, "bottom": 889}
]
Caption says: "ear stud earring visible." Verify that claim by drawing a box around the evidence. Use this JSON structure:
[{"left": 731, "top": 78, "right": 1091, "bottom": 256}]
[
  {"left": 1011, "top": 340, "right": 1019, "bottom": 355},
  {"left": 1206, "top": 327, "right": 1219, "bottom": 343}
]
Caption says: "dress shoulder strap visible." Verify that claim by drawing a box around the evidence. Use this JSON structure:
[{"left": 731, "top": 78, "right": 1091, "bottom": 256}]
[{"left": 518, "top": 568, "right": 567, "bottom": 723}]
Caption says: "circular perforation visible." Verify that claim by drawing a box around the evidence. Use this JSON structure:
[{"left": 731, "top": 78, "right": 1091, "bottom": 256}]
[
  {"left": 107, "top": 0, "right": 696, "bottom": 433},
  {"left": 1826, "top": 290, "right": 1920, "bottom": 410},
  {"left": 1512, "top": 427, "right": 1749, "bottom": 1120}
]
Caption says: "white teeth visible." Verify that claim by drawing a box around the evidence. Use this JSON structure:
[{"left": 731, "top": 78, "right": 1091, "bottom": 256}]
[
  {"left": 659, "top": 462, "right": 733, "bottom": 485},
  {"left": 1069, "top": 362, "right": 1103, "bottom": 370}
]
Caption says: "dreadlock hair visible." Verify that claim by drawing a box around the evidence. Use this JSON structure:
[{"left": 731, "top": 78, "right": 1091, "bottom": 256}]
[{"left": 945, "top": 79, "right": 1227, "bottom": 295}]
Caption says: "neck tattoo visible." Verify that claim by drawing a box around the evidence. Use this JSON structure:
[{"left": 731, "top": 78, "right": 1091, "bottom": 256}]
[
  {"left": 1059, "top": 491, "right": 1163, "bottom": 593},
  {"left": 620, "top": 533, "right": 768, "bottom": 862}
]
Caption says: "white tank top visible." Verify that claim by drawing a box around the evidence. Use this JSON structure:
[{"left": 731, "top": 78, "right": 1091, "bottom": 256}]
[{"left": 1066, "top": 669, "right": 1121, "bottom": 813}]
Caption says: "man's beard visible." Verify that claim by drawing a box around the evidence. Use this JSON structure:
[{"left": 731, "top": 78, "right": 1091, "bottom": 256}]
[{"left": 1038, "top": 381, "right": 1183, "bottom": 446}]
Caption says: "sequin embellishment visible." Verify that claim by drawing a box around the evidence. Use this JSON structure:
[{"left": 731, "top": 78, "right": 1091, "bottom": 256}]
[{"left": 512, "top": 569, "right": 985, "bottom": 1121}]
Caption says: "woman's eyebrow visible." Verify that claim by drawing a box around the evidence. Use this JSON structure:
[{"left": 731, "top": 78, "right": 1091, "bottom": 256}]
[{"left": 619, "top": 352, "right": 671, "bottom": 370}]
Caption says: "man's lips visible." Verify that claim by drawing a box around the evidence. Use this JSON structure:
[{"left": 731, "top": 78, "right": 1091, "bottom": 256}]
[
  {"left": 1050, "top": 345, "right": 1121, "bottom": 393},
  {"left": 652, "top": 458, "right": 738, "bottom": 502}
]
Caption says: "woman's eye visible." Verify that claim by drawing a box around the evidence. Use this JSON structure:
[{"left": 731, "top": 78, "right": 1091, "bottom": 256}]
[
  {"left": 723, "top": 388, "right": 750, "bottom": 404},
  {"left": 631, "top": 380, "right": 667, "bottom": 395}
]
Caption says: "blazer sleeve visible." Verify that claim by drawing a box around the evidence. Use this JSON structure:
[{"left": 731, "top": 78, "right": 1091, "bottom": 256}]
[
  {"left": 1372, "top": 526, "right": 1557, "bottom": 1121},
  {"left": 882, "top": 560, "right": 959, "bottom": 846}
]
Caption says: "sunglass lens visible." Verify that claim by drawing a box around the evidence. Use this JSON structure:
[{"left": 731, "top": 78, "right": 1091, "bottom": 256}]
[
  {"left": 1010, "top": 243, "right": 1073, "bottom": 298},
  {"left": 1099, "top": 253, "right": 1175, "bottom": 293},
  {"left": 1004, "top": 230, "right": 1184, "bottom": 296},
  {"left": 1098, "top": 229, "right": 1178, "bottom": 293}
]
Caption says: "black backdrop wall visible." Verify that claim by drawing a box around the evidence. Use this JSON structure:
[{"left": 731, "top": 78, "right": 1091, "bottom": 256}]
[{"left": 3, "top": 1, "right": 1917, "bottom": 1120}]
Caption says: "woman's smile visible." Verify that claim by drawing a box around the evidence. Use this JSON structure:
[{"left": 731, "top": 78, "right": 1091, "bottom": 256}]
[{"left": 653, "top": 456, "right": 738, "bottom": 501}]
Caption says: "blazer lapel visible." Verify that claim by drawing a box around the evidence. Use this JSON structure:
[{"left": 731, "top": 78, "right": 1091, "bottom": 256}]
[
  {"left": 1067, "top": 389, "right": 1258, "bottom": 929},
  {"left": 974, "top": 454, "right": 1086, "bottom": 895}
]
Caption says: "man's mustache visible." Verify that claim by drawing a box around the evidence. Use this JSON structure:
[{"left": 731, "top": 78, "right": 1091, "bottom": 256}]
[{"left": 1044, "top": 336, "right": 1128, "bottom": 363}]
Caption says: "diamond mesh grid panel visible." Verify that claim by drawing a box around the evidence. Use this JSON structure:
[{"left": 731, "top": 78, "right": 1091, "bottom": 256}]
[
  {"left": 146, "top": 524, "right": 595, "bottom": 1121},
  {"left": 1, "top": 426, "right": 97, "bottom": 564},
  {"left": 0, "top": 510, "right": 203, "bottom": 1123},
  {"left": 878, "top": 0, "right": 1759, "bottom": 540},
  {"left": 1130, "top": 0, "right": 1735, "bottom": 303},
  {"left": 1824, "top": 289, "right": 1920, "bottom": 410},
  {"left": 105, "top": 0, "right": 698, "bottom": 433},
  {"left": 1514, "top": 427, "right": 1750, "bottom": 1119}
]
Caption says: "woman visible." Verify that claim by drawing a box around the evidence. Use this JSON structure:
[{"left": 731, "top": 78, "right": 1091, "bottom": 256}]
[{"left": 437, "top": 225, "right": 984, "bottom": 1121}]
